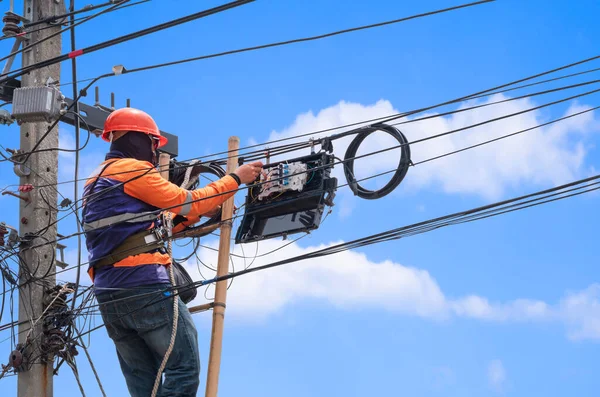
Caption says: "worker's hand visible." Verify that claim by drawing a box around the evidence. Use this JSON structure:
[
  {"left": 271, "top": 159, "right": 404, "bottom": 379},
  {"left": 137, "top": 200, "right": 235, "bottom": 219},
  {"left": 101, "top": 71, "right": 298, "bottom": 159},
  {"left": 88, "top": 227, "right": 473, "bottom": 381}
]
[{"left": 233, "top": 161, "right": 264, "bottom": 184}]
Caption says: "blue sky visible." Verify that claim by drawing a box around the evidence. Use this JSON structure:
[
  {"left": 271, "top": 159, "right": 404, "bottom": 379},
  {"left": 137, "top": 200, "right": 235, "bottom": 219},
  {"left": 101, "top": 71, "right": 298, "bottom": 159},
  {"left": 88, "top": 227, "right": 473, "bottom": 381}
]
[{"left": 2, "top": 0, "right": 600, "bottom": 395}]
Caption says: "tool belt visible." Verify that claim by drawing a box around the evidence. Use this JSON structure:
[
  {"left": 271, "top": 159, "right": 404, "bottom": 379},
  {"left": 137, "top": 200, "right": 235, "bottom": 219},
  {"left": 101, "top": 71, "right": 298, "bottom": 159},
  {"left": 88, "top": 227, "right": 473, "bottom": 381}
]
[{"left": 92, "top": 226, "right": 167, "bottom": 269}]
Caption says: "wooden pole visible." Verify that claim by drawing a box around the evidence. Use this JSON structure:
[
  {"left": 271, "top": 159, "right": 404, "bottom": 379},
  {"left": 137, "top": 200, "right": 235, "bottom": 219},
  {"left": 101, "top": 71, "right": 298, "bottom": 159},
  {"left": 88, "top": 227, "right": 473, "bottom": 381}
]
[
  {"left": 159, "top": 153, "right": 170, "bottom": 180},
  {"left": 205, "top": 136, "right": 239, "bottom": 397}
]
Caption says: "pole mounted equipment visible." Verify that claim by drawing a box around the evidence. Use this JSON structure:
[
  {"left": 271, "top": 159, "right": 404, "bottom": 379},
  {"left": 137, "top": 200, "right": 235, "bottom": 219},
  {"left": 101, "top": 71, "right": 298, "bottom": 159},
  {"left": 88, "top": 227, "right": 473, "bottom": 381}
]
[{"left": 11, "top": 85, "right": 67, "bottom": 124}]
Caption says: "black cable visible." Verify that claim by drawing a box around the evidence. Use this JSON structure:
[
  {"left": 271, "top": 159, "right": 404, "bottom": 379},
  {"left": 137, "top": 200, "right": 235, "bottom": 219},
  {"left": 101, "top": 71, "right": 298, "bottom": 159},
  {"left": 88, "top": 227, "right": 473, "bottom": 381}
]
[
  {"left": 11, "top": 80, "right": 598, "bottom": 260},
  {"left": 52, "top": 63, "right": 600, "bottom": 162},
  {"left": 33, "top": 95, "right": 600, "bottom": 281},
  {"left": 0, "top": 269, "right": 5, "bottom": 324},
  {"left": 8, "top": 83, "right": 600, "bottom": 280},
  {"left": 0, "top": 1, "right": 151, "bottom": 43},
  {"left": 68, "top": 0, "right": 84, "bottom": 342},
  {"left": 199, "top": 177, "right": 600, "bottom": 288},
  {"left": 66, "top": 169, "right": 596, "bottom": 339},
  {"left": 27, "top": 73, "right": 600, "bottom": 190},
  {"left": 342, "top": 124, "right": 411, "bottom": 199},
  {"left": 117, "top": 0, "right": 495, "bottom": 77},
  {"left": 412, "top": 104, "right": 600, "bottom": 167},
  {"left": 24, "top": 0, "right": 134, "bottom": 27},
  {"left": 0, "top": 0, "right": 134, "bottom": 68},
  {"left": 0, "top": 0, "right": 255, "bottom": 84}
]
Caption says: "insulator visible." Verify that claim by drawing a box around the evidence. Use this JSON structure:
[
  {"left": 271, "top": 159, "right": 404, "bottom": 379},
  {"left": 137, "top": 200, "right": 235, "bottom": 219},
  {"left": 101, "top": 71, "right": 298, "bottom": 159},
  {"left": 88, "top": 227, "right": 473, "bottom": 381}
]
[
  {"left": 2, "top": 13, "right": 22, "bottom": 37},
  {"left": 8, "top": 347, "right": 25, "bottom": 372}
]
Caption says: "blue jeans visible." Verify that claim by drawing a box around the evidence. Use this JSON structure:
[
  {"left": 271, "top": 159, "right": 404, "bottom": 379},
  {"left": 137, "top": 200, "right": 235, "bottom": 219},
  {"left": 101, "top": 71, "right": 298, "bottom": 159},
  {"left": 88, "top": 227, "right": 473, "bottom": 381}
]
[{"left": 96, "top": 284, "right": 200, "bottom": 397}]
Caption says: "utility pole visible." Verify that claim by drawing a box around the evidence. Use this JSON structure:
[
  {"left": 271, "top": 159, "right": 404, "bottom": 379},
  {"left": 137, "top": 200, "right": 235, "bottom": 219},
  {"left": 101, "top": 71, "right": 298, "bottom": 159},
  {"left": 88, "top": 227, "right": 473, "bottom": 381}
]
[
  {"left": 17, "top": 1, "right": 65, "bottom": 396},
  {"left": 205, "top": 136, "right": 239, "bottom": 397}
]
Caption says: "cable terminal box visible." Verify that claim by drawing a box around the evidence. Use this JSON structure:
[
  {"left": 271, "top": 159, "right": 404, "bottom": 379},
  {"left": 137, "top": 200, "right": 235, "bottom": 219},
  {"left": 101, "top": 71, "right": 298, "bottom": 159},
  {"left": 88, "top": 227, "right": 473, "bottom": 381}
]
[
  {"left": 257, "top": 162, "right": 308, "bottom": 200},
  {"left": 235, "top": 152, "right": 337, "bottom": 244}
]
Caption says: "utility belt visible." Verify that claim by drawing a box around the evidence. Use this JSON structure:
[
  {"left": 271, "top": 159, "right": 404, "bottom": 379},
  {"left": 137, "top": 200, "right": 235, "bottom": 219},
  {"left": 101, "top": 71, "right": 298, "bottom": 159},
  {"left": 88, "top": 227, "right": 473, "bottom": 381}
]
[
  {"left": 92, "top": 225, "right": 169, "bottom": 269},
  {"left": 89, "top": 213, "right": 198, "bottom": 304}
]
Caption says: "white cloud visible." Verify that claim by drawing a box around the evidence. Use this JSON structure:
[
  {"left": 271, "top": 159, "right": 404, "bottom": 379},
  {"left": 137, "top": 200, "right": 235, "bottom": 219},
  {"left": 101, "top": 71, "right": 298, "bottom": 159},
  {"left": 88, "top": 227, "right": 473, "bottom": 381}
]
[
  {"left": 183, "top": 238, "right": 600, "bottom": 341},
  {"left": 487, "top": 359, "right": 506, "bottom": 393},
  {"left": 559, "top": 284, "right": 600, "bottom": 341},
  {"left": 262, "top": 96, "right": 599, "bottom": 210}
]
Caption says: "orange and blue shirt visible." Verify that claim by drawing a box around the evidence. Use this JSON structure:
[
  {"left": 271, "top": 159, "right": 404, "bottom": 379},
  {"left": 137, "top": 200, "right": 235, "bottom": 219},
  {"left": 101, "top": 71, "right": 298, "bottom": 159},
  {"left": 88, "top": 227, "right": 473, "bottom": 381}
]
[{"left": 82, "top": 152, "right": 239, "bottom": 293}]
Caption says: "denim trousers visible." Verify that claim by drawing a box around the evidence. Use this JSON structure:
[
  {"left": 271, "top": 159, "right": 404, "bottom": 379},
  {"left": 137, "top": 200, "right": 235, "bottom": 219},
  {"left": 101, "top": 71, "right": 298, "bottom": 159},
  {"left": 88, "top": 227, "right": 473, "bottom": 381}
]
[{"left": 96, "top": 284, "right": 200, "bottom": 397}]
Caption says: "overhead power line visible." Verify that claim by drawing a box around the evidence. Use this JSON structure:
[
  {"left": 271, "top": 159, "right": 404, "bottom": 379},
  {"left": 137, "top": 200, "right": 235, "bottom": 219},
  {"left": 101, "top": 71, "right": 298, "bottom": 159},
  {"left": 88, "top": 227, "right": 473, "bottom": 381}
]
[
  {"left": 12, "top": 72, "right": 600, "bottom": 193},
  {"left": 23, "top": 0, "right": 149, "bottom": 28},
  {"left": 7, "top": 82, "right": 597, "bottom": 256},
  {"left": 51, "top": 54, "right": 600, "bottom": 181},
  {"left": 46, "top": 0, "right": 498, "bottom": 94},
  {"left": 50, "top": 171, "right": 600, "bottom": 343},
  {"left": 0, "top": 0, "right": 137, "bottom": 67},
  {"left": 196, "top": 173, "right": 600, "bottom": 288},
  {"left": 10, "top": 91, "right": 599, "bottom": 280},
  {"left": 0, "top": 0, "right": 256, "bottom": 83},
  {"left": 104, "top": 0, "right": 496, "bottom": 76},
  {"left": 20, "top": 75, "right": 600, "bottom": 195}
]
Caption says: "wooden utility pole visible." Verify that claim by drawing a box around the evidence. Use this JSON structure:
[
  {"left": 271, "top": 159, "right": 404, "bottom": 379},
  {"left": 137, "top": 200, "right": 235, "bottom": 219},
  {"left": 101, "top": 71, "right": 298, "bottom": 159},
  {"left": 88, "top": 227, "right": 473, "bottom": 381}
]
[
  {"left": 17, "top": 1, "right": 65, "bottom": 396},
  {"left": 205, "top": 136, "right": 239, "bottom": 397}
]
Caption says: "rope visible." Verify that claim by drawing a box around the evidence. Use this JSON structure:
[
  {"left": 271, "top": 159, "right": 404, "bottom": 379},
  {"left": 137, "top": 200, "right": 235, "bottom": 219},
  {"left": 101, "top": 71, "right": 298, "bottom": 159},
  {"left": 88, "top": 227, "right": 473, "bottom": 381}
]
[
  {"left": 150, "top": 212, "right": 179, "bottom": 396},
  {"left": 150, "top": 164, "right": 201, "bottom": 394},
  {"left": 181, "top": 159, "right": 200, "bottom": 190}
]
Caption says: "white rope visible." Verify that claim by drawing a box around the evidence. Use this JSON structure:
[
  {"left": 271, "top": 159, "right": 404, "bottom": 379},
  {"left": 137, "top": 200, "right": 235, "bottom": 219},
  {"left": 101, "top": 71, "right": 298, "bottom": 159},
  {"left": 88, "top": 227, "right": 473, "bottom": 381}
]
[
  {"left": 151, "top": 160, "right": 202, "bottom": 396},
  {"left": 151, "top": 158, "right": 178, "bottom": 395},
  {"left": 181, "top": 159, "right": 200, "bottom": 190},
  {"left": 151, "top": 212, "right": 178, "bottom": 397}
]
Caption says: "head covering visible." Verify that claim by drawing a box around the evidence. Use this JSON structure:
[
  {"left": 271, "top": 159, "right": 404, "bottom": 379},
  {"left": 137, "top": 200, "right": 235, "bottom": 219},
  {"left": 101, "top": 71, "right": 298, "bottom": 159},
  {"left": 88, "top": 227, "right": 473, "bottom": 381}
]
[{"left": 105, "top": 131, "right": 156, "bottom": 165}]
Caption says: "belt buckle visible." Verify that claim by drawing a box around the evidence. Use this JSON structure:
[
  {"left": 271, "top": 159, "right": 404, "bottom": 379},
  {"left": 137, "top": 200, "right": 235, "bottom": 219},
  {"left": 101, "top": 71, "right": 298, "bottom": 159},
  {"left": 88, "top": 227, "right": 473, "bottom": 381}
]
[
  {"left": 154, "top": 226, "right": 167, "bottom": 240},
  {"left": 144, "top": 226, "right": 166, "bottom": 245}
]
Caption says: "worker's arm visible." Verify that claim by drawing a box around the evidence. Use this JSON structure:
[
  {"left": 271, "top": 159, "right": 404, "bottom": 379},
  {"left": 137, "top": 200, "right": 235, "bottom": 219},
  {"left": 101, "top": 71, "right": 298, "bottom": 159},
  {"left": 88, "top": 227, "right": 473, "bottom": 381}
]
[{"left": 112, "top": 159, "right": 239, "bottom": 218}]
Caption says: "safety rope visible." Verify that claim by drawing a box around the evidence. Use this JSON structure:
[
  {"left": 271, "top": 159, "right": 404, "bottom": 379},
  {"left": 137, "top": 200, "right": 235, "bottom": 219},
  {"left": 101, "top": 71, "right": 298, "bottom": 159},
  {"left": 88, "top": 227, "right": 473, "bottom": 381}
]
[
  {"left": 151, "top": 212, "right": 178, "bottom": 397},
  {"left": 152, "top": 159, "right": 200, "bottom": 396}
]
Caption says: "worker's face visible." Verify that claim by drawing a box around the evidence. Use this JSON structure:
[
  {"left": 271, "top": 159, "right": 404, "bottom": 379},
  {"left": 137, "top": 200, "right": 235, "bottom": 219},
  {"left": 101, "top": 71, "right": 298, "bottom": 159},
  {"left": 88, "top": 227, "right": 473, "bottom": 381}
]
[{"left": 149, "top": 136, "right": 160, "bottom": 166}]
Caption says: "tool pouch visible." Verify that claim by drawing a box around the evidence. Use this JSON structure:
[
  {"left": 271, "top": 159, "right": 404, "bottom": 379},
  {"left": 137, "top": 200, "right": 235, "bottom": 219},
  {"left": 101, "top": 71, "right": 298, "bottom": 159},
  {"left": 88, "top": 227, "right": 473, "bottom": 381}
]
[{"left": 171, "top": 260, "right": 197, "bottom": 304}]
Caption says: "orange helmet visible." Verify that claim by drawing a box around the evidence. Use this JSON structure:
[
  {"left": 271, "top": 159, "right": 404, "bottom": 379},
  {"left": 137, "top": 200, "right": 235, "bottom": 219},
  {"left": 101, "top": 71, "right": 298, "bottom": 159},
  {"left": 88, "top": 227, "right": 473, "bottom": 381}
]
[{"left": 101, "top": 107, "right": 168, "bottom": 148}]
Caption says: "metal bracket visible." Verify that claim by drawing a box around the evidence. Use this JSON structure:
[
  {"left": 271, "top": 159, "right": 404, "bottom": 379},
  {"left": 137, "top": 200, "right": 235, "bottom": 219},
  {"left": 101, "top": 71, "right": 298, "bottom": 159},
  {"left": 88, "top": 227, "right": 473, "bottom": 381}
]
[
  {"left": 0, "top": 33, "right": 23, "bottom": 77},
  {"left": 5, "top": 11, "right": 30, "bottom": 24},
  {"left": 0, "top": 79, "right": 179, "bottom": 156},
  {"left": 55, "top": 234, "right": 68, "bottom": 269},
  {"left": 61, "top": 98, "right": 179, "bottom": 156}
]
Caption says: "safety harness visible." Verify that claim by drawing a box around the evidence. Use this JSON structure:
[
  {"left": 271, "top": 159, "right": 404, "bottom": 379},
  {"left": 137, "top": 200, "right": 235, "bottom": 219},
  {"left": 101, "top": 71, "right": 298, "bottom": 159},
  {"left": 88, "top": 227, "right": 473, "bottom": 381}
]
[{"left": 83, "top": 160, "right": 168, "bottom": 270}]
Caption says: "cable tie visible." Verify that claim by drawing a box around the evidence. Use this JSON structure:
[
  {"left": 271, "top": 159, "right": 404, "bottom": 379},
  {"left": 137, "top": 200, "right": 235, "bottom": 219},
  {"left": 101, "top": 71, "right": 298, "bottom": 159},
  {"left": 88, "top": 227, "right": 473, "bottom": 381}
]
[
  {"left": 18, "top": 184, "right": 34, "bottom": 193},
  {"left": 68, "top": 49, "right": 84, "bottom": 59}
]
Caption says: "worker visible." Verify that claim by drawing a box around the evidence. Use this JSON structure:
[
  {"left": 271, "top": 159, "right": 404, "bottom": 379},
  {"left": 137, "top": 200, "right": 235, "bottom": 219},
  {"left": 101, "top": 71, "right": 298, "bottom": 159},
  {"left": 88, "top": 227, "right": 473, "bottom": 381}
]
[{"left": 81, "top": 107, "right": 262, "bottom": 397}]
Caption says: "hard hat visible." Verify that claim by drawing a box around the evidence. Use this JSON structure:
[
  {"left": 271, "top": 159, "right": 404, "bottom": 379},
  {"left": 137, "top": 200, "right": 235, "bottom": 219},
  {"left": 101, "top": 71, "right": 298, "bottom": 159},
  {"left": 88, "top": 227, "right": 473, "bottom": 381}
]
[{"left": 101, "top": 107, "right": 168, "bottom": 147}]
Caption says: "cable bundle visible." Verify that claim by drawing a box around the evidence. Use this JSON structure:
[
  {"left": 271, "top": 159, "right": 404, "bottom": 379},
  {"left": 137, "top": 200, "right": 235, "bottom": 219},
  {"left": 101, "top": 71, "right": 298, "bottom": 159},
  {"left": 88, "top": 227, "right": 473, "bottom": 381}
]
[{"left": 342, "top": 124, "right": 411, "bottom": 200}]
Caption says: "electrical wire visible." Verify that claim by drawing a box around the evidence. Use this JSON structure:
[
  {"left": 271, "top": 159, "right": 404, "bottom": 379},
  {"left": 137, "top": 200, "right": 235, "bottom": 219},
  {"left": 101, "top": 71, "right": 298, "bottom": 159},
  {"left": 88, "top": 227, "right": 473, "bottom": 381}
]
[
  {"left": 22, "top": 73, "right": 600, "bottom": 191},
  {"left": 67, "top": 0, "right": 84, "bottom": 345},
  {"left": 0, "top": 0, "right": 255, "bottom": 84},
  {"left": 29, "top": 82, "right": 600, "bottom": 244},
  {"left": 0, "top": 1, "right": 152, "bottom": 43},
  {"left": 103, "top": 0, "right": 496, "bottom": 78},
  {"left": 14, "top": 93, "right": 599, "bottom": 286},
  {"left": 66, "top": 172, "right": 600, "bottom": 340},
  {"left": 0, "top": 0, "right": 135, "bottom": 68},
  {"left": 24, "top": 0, "right": 146, "bottom": 28}
]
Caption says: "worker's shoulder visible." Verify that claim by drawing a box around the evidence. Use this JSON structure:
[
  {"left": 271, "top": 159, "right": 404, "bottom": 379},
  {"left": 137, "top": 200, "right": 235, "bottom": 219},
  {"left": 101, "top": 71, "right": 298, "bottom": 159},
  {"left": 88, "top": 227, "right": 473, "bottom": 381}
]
[{"left": 104, "top": 158, "right": 156, "bottom": 181}]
